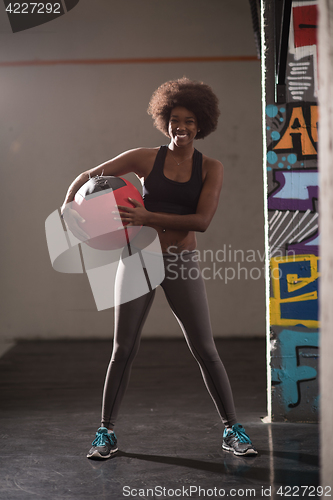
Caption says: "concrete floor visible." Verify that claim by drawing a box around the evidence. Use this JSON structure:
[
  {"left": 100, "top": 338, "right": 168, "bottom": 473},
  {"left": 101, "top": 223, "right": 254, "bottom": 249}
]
[{"left": 0, "top": 339, "right": 319, "bottom": 499}]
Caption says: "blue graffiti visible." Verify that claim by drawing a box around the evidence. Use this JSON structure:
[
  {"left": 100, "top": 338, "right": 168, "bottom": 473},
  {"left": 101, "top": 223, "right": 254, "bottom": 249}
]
[
  {"left": 268, "top": 170, "right": 318, "bottom": 211},
  {"left": 278, "top": 259, "right": 319, "bottom": 322},
  {"left": 271, "top": 329, "right": 319, "bottom": 410}
]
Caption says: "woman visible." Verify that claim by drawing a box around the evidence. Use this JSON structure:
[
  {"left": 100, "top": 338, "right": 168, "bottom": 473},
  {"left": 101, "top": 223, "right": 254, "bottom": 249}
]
[{"left": 61, "top": 78, "right": 257, "bottom": 458}]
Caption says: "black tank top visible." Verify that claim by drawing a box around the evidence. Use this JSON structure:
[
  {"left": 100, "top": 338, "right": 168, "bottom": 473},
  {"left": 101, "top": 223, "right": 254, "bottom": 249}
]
[{"left": 142, "top": 145, "right": 203, "bottom": 215}]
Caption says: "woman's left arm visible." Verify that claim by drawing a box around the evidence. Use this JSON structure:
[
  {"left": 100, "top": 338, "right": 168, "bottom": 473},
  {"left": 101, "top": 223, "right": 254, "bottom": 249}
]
[{"left": 118, "top": 159, "right": 224, "bottom": 232}]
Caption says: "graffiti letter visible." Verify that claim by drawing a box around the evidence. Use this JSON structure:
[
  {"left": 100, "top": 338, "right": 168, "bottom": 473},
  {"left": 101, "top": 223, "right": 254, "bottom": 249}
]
[{"left": 273, "top": 107, "right": 317, "bottom": 157}]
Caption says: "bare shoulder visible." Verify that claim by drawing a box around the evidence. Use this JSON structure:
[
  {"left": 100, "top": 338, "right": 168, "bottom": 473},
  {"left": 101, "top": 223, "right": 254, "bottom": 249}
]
[
  {"left": 117, "top": 146, "right": 159, "bottom": 161},
  {"left": 133, "top": 148, "right": 159, "bottom": 177},
  {"left": 112, "top": 147, "right": 159, "bottom": 177},
  {"left": 125, "top": 146, "right": 159, "bottom": 156},
  {"left": 136, "top": 147, "right": 161, "bottom": 178},
  {"left": 201, "top": 154, "right": 224, "bottom": 182}
]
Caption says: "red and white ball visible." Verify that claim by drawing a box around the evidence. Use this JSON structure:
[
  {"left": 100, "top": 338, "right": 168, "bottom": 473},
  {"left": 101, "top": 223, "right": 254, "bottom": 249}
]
[{"left": 72, "top": 176, "right": 143, "bottom": 250}]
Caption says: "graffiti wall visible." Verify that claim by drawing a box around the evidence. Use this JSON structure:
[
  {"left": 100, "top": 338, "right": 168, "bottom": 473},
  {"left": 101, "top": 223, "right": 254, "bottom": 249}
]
[{"left": 266, "top": 0, "right": 319, "bottom": 421}]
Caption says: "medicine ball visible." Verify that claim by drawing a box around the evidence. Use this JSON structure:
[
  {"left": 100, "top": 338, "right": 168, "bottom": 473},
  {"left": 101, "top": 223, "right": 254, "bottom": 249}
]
[{"left": 71, "top": 176, "right": 143, "bottom": 250}]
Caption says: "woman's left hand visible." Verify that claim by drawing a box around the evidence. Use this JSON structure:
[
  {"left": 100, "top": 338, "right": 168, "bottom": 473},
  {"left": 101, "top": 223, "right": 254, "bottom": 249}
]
[{"left": 117, "top": 198, "right": 149, "bottom": 227}]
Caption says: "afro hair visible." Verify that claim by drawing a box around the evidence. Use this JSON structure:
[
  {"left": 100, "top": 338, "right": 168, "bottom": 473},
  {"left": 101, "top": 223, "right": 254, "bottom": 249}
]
[{"left": 147, "top": 77, "right": 220, "bottom": 140}]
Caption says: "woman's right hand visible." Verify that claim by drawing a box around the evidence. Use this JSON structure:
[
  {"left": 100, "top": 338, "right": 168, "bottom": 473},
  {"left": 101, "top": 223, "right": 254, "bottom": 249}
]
[{"left": 61, "top": 205, "right": 90, "bottom": 241}]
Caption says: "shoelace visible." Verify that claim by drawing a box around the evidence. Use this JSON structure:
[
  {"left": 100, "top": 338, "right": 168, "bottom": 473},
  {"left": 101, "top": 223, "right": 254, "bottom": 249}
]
[
  {"left": 92, "top": 429, "right": 116, "bottom": 447},
  {"left": 229, "top": 424, "right": 252, "bottom": 444}
]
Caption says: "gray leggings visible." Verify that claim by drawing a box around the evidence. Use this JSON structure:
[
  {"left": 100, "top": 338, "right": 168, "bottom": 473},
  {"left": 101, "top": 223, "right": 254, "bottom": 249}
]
[{"left": 101, "top": 251, "right": 237, "bottom": 429}]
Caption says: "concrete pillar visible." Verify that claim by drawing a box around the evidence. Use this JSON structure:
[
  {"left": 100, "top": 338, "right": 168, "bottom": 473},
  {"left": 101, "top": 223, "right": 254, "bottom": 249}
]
[
  {"left": 262, "top": 0, "right": 320, "bottom": 423},
  {"left": 318, "top": 0, "right": 333, "bottom": 486}
]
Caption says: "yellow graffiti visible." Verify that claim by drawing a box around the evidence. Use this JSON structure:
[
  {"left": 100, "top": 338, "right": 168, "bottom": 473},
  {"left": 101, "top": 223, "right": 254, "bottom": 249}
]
[
  {"left": 270, "top": 254, "right": 319, "bottom": 328},
  {"left": 273, "top": 106, "right": 317, "bottom": 156}
]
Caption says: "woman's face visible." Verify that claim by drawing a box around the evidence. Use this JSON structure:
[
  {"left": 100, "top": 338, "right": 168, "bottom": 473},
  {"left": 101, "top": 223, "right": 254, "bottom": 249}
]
[{"left": 168, "top": 106, "right": 199, "bottom": 147}]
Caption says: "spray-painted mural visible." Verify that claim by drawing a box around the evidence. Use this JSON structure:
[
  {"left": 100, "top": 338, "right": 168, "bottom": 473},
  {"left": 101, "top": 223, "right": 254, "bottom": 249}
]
[
  {"left": 270, "top": 326, "right": 319, "bottom": 420},
  {"left": 266, "top": 0, "right": 319, "bottom": 421}
]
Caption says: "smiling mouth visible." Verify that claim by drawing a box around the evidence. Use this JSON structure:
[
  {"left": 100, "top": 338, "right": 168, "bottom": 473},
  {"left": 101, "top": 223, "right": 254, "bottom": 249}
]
[{"left": 176, "top": 134, "right": 187, "bottom": 138}]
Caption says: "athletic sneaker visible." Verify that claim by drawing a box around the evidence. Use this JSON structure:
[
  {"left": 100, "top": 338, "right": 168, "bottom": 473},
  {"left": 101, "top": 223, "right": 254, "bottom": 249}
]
[
  {"left": 87, "top": 427, "right": 118, "bottom": 459},
  {"left": 222, "top": 423, "right": 258, "bottom": 456}
]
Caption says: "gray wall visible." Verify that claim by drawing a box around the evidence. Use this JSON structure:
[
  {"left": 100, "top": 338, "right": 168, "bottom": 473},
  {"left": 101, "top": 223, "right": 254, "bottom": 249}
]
[{"left": 0, "top": 0, "right": 264, "bottom": 340}]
